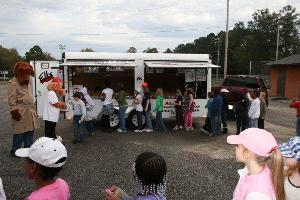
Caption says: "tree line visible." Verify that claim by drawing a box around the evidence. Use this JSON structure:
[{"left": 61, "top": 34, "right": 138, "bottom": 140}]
[{"left": 1, "top": 5, "right": 299, "bottom": 76}]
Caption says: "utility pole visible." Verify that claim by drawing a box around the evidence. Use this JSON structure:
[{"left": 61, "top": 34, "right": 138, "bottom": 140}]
[
  {"left": 224, "top": 0, "right": 229, "bottom": 78},
  {"left": 217, "top": 38, "right": 220, "bottom": 80},
  {"left": 275, "top": 25, "right": 282, "bottom": 61},
  {"left": 58, "top": 44, "right": 66, "bottom": 61}
]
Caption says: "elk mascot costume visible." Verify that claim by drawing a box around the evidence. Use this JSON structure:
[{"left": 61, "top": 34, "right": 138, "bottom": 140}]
[
  {"left": 42, "top": 77, "right": 66, "bottom": 141},
  {"left": 8, "top": 61, "right": 39, "bottom": 157}
]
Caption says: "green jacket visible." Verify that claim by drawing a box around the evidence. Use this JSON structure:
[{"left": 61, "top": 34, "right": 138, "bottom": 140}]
[
  {"left": 116, "top": 90, "right": 128, "bottom": 106},
  {"left": 155, "top": 96, "right": 164, "bottom": 112}
]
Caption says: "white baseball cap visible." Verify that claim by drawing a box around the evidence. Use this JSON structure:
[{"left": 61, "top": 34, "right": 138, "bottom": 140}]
[
  {"left": 221, "top": 88, "right": 230, "bottom": 93},
  {"left": 15, "top": 137, "right": 67, "bottom": 168}
]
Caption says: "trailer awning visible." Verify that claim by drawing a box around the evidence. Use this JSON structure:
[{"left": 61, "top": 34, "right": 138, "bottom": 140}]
[
  {"left": 145, "top": 61, "right": 220, "bottom": 68},
  {"left": 60, "top": 61, "right": 137, "bottom": 67}
]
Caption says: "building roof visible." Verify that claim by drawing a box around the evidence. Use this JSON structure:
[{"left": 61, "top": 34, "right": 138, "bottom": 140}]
[{"left": 266, "top": 54, "right": 300, "bottom": 66}]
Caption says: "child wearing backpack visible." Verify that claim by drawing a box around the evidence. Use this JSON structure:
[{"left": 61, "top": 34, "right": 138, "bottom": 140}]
[
  {"left": 105, "top": 152, "right": 167, "bottom": 200},
  {"left": 279, "top": 136, "right": 300, "bottom": 200},
  {"left": 15, "top": 137, "right": 70, "bottom": 200},
  {"left": 227, "top": 128, "right": 285, "bottom": 200}
]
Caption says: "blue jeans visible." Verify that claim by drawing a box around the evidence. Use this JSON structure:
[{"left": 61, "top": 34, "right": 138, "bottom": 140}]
[
  {"left": 155, "top": 111, "right": 166, "bottom": 131},
  {"left": 249, "top": 118, "right": 258, "bottom": 128},
  {"left": 118, "top": 106, "right": 127, "bottom": 131},
  {"left": 297, "top": 116, "right": 300, "bottom": 136},
  {"left": 145, "top": 111, "right": 153, "bottom": 130},
  {"left": 11, "top": 131, "right": 33, "bottom": 153},
  {"left": 73, "top": 115, "right": 84, "bottom": 142},
  {"left": 84, "top": 120, "right": 94, "bottom": 135},
  {"left": 211, "top": 114, "right": 221, "bottom": 135}
]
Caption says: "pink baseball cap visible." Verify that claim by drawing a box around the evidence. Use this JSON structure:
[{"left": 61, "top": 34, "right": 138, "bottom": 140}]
[{"left": 227, "top": 128, "right": 278, "bottom": 157}]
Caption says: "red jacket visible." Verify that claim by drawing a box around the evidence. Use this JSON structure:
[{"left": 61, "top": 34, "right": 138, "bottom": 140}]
[{"left": 290, "top": 101, "right": 300, "bottom": 116}]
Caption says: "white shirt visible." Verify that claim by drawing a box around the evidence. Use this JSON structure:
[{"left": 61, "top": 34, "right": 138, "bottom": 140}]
[
  {"left": 43, "top": 91, "right": 60, "bottom": 122},
  {"left": 284, "top": 176, "right": 300, "bottom": 200},
  {"left": 0, "top": 178, "right": 6, "bottom": 200},
  {"left": 134, "top": 94, "right": 143, "bottom": 112},
  {"left": 102, "top": 88, "right": 114, "bottom": 105},
  {"left": 248, "top": 98, "right": 260, "bottom": 119}
]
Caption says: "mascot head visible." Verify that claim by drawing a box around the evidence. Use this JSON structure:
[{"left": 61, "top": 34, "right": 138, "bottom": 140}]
[
  {"left": 47, "top": 77, "right": 66, "bottom": 96},
  {"left": 13, "top": 61, "right": 34, "bottom": 85}
]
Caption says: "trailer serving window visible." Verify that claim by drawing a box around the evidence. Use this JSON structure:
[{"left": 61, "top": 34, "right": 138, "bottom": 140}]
[{"left": 144, "top": 61, "right": 208, "bottom": 99}]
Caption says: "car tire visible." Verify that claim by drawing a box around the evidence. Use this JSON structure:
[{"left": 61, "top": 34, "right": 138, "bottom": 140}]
[
  {"left": 109, "top": 109, "right": 119, "bottom": 129},
  {"left": 128, "top": 110, "right": 145, "bottom": 129}
]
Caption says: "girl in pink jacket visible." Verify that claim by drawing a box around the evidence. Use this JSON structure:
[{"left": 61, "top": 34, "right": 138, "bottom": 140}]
[{"left": 227, "top": 128, "right": 285, "bottom": 200}]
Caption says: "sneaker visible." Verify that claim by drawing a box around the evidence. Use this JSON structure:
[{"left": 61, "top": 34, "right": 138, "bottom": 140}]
[
  {"left": 117, "top": 128, "right": 123, "bottom": 133},
  {"left": 190, "top": 127, "right": 194, "bottom": 131},
  {"left": 142, "top": 129, "right": 148, "bottom": 132},
  {"left": 134, "top": 129, "right": 142, "bottom": 133},
  {"left": 146, "top": 129, "right": 153, "bottom": 133},
  {"left": 185, "top": 127, "right": 190, "bottom": 131},
  {"left": 173, "top": 126, "right": 179, "bottom": 131},
  {"left": 91, "top": 132, "right": 95, "bottom": 136}
]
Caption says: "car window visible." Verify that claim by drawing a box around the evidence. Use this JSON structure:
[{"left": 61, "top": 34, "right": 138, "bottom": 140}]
[{"left": 223, "top": 78, "right": 259, "bottom": 88}]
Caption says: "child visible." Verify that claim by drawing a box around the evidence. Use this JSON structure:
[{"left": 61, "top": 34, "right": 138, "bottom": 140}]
[
  {"left": 248, "top": 89, "right": 260, "bottom": 128},
  {"left": 211, "top": 88, "right": 223, "bottom": 136},
  {"left": 134, "top": 88, "right": 143, "bottom": 133},
  {"left": 203, "top": 91, "right": 214, "bottom": 133},
  {"left": 69, "top": 92, "right": 86, "bottom": 144},
  {"left": 155, "top": 88, "right": 166, "bottom": 132},
  {"left": 290, "top": 99, "right": 300, "bottom": 136},
  {"left": 0, "top": 177, "right": 6, "bottom": 200},
  {"left": 116, "top": 83, "right": 128, "bottom": 133},
  {"left": 235, "top": 89, "right": 250, "bottom": 134},
  {"left": 43, "top": 77, "right": 67, "bottom": 141},
  {"left": 279, "top": 136, "right": 300, "bottom": 200},
  {"left": 183, "top": 88, "right": 195, "bottom": 131},
  {"left": 80, "top": 87, "right": 95, "bottom": 136},
  {"left": 258, "top": 92, "right": 267, "bottom": 129},
  {"left": 105, "top": 152, "right": 167, "bottom": 200},
  {"left": 173, "top": 89, "right": 184, "bottom": 131},
  {"left": 142, "top": 82, "right": 153, "bottom": 133},
  {"left": 227, "top": 128, "right": 285, "bottom": 200},
  {"left": 101, "top": 80, "right": 114, "bottom": 133},
  {"left": 15, "top": 137, "right": 70, "bottom": 200}
]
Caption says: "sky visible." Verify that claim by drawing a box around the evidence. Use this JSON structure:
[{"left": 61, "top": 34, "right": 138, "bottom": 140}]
[{"left": 0, "top": 0, "right": 299, "bottom": 58}]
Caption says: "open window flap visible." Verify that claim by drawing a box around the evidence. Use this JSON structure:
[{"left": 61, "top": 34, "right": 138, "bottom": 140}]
[
  {"left": 145, "top": 61, "right": 220, "bottom": 68},
  {"left": 60, "top": 60, "right": 137, "bottom": 67}
]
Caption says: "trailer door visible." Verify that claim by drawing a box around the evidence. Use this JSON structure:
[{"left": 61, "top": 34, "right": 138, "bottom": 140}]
[{"left": 31, "top": 61, "right": 60, "bottom": 117}]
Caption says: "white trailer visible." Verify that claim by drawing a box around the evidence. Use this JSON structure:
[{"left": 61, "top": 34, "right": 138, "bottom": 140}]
[{"left": 59, "top": 52, "right": 220, "bottom": 128}]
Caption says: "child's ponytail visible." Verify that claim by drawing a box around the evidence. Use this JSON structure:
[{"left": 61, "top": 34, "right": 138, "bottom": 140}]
[{"left": 269, "top": 148, "right": 285, "bottom": 200}]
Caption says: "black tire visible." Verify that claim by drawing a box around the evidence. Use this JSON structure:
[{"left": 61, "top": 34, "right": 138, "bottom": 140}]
[
  {"left": 127, "top": 110, "right": 145, "bottom": 129},
  {"left": 109, "top": 109, "right": 119, "bottom": 129}
]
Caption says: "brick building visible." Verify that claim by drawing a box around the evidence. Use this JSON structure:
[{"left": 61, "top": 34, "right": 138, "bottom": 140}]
[{"left": 266, "top": 54, "right": 300, "bottom": 99}]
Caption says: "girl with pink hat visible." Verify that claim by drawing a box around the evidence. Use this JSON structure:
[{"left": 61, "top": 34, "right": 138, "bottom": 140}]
[{"left": 227, "top": 128, "right": 285, "bottom": 200}]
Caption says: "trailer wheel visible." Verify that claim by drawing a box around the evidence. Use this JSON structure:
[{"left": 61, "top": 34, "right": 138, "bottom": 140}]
[
  {"left": 128, "top": 110, "right": 145, "bottom": 129},
  {"left": 109, "top": 109, "right": 119, "bottom": 129}
]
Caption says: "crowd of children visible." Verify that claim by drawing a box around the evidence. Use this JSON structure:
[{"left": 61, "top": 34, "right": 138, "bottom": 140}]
[{"left": 1, "top": 130, "right": 299, "bottom": 199}]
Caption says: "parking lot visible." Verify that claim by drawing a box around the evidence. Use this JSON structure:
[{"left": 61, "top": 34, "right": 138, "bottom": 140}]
[{"left": 0, "top": 99, "right": 297, "bottom": 200}]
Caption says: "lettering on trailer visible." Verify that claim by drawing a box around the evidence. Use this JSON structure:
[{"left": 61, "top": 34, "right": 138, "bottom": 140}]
[
  {"left": 163, "top": 100, "right": 200, "bottom": 113},
  {"left": 39, "top": 71, "right": 54, "bottom": 84}
]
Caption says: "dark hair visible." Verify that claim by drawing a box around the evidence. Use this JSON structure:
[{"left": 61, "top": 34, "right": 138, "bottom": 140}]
[
  {"left": 73, "top": 92, "right": 82, "bottom": 98},
  {"left": 104, "top": 80, "right": 110, "bottom": 87},
  {"left": 28, "top": 158, "right": 66, "bottom": 180},
  {"left": 213, "top": 88, "right": 221, "bottom": 95},
  {"left": 253, "top": 89, "right": 260, "bottom": 97},
  {"left": 135, "top": 152, "right": 167, "bottom": 186}
]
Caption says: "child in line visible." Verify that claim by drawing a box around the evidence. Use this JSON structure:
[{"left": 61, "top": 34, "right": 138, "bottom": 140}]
[
  {"left": 116, "top": 83, "right": 128, "bottom": 133},
  {"left": 183, "top": 88, "right": 195, "bottom": 131},
  {"left": 69, "top": 92, "right": 86, "bottom": 144},
  {"left": 258, "top": 92, "right": 267, "bottom": 129},
  {"left": 227, "top": 128, "right": 285, "bottom": 200},
  {"left": 43, "top": 77, "right": 67, "bottom": 141},
  {"left": 15, "top": 137, "right": 70, "bottom": 200},
  {"left": 155, "top": 88, "right": 166, "bottom": 132},
  {"left": 80, "top": 87, "right": 95, "bottom": 136},
  {"left": 203, "top": 91, "right": 214, "bottom": 133},
  {"left": 290, "top": 99, "right": 300, "bottom": 136},
  {"left": 105, "top": 152, "right": 167, "bottom": 200},
  {"left": 279, "top": 136, "right": 300, "bottom": 200},
  {"left": 134, "top": 88, "right": 143, "bottom": 133},
  {"left": 248, "top": 90, "right": 260, "bottom": 128},
  {"left": 173, "top": 89, "right": 184, "bottom": 131}
]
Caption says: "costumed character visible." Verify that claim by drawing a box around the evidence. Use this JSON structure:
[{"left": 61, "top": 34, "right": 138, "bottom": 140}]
[
  {"left": 42, "top": 77, "right": 66, "bottom": 141},
  {"left": 8, "top": 61, "right": 40, "bottom": 157}
]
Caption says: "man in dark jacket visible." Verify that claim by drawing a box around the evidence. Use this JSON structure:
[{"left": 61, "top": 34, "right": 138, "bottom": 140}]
[
  {"left": 211, "top": 88, "right": 223, "bottom": 136},
  {"left": 235, "top": 89, "right": 250, "bottom": 134},
  {"left": 221, "top": 89, "right": 229, "bottom": 134}
]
